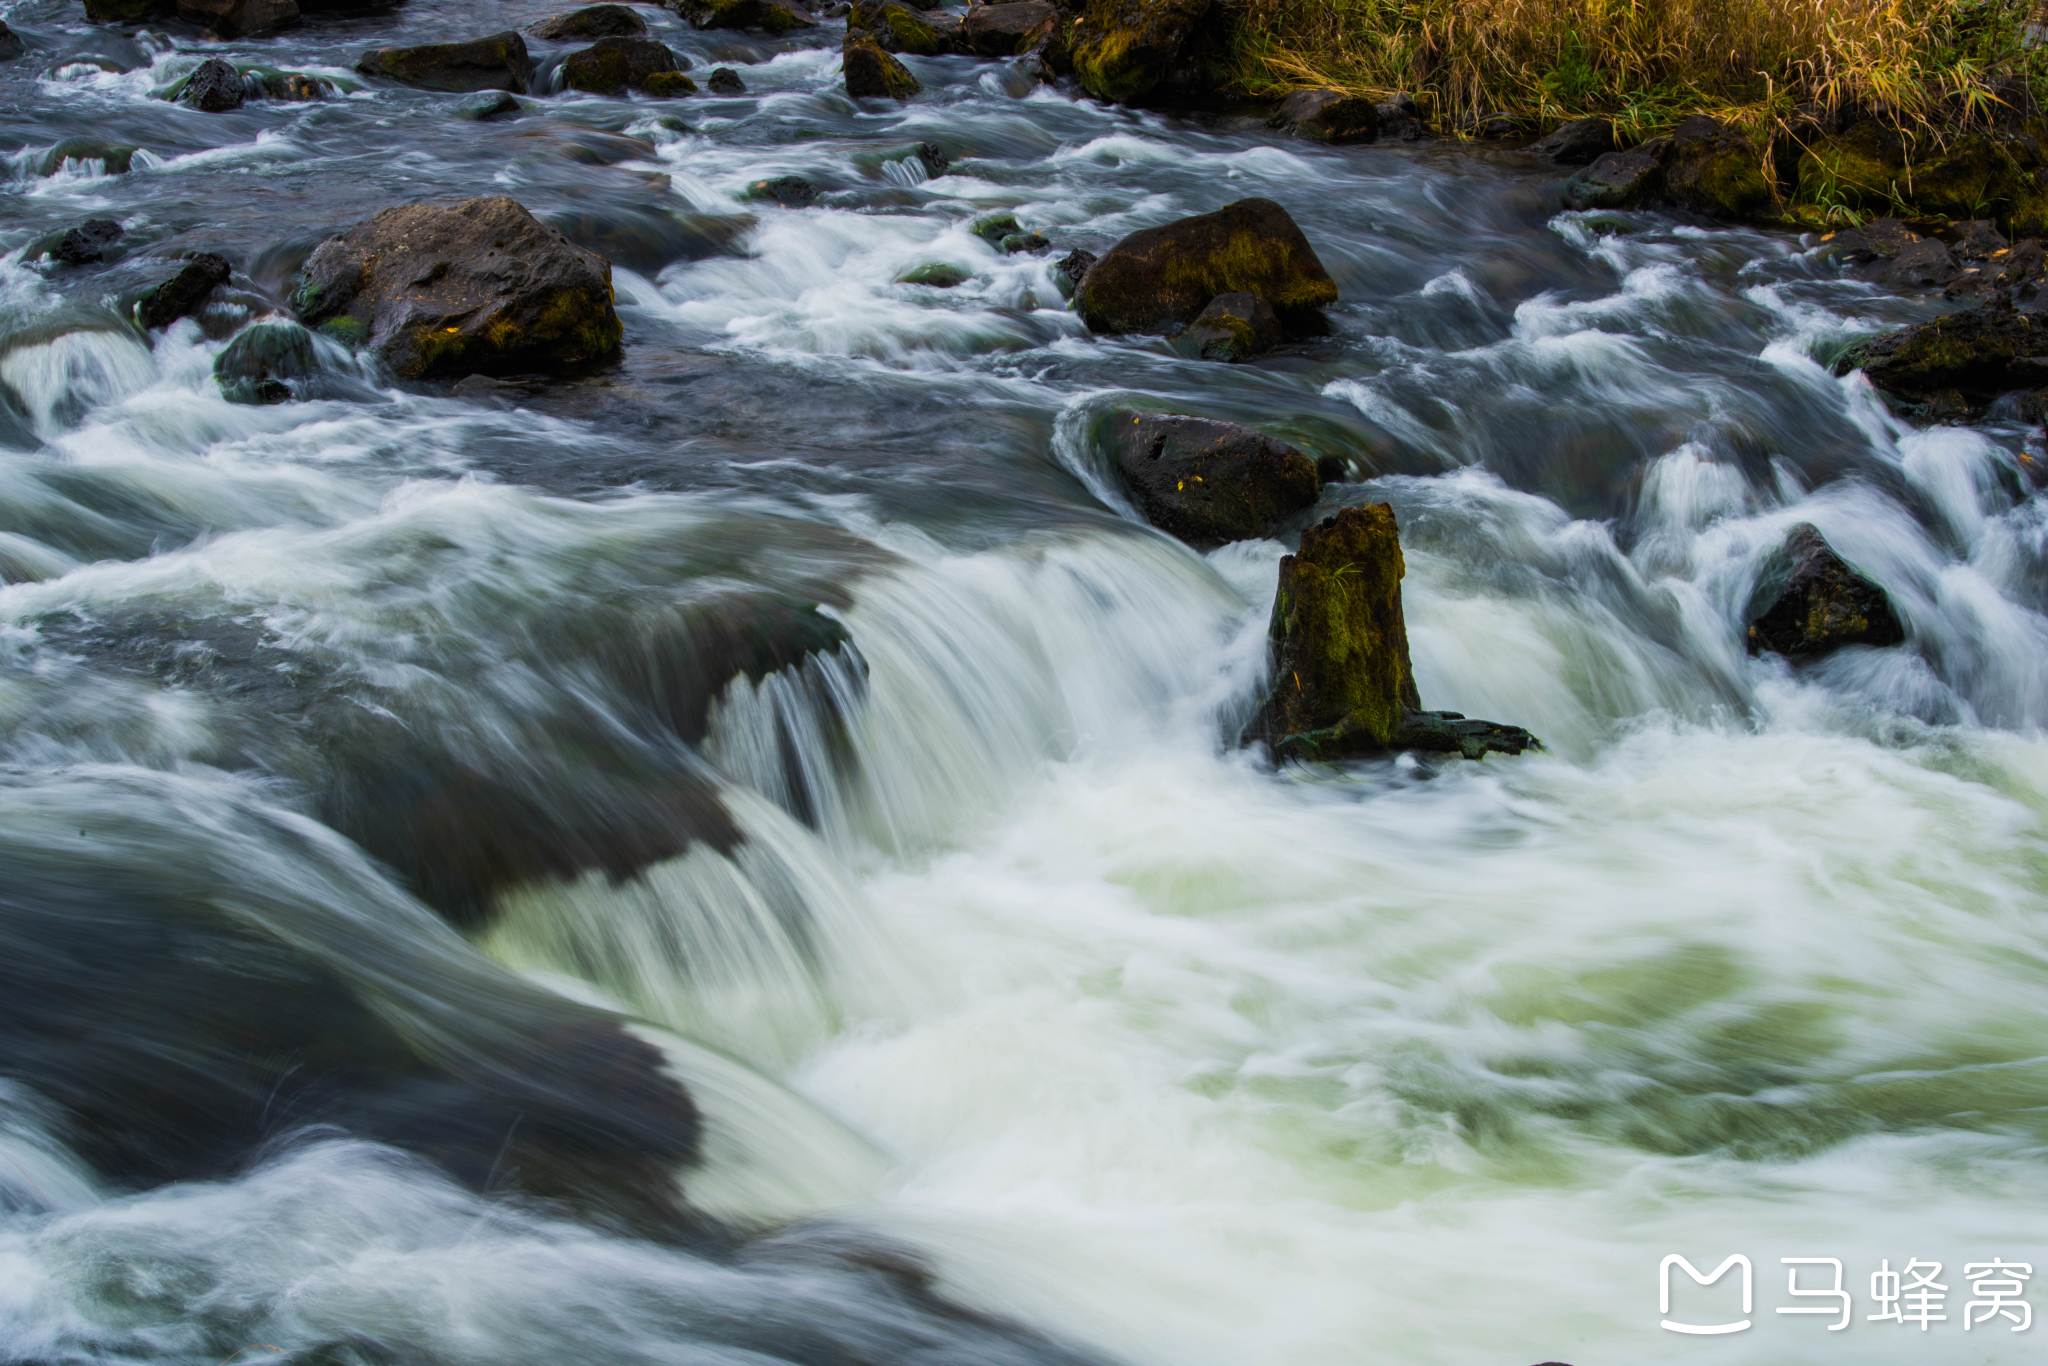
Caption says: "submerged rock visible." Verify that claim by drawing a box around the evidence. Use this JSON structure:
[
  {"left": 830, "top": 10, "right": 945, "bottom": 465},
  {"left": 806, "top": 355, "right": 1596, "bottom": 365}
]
[
  {"left": 1178, "top": 290, "right": 1280, "bottom": 362},
  {"left": 136, "top": 252, "right": 232, "bottom": 329},
  {"left": 181, "top": 56, "right": 245, "bottom": 110},
  {"left": 1253, "top": 504, "right": 1539, "bottom": 761},
  {"left": 748, "top": 174, "right": 816, "bottom": 206},
  {"left": 1068, "top": 0, "right": 1220, "bottom": 105},
  {"left": 529, "top": 3, "right": 649, "bottom": 38},
  {"left": 1268, "top": 87, "right": 1377, "bottom": 145},
  {"left": 1529, "top": 116, "right": 1615, "bottom": 164},
  {"left": 1076, "top": 197, "right": 1337, "bottom": 335},
  {"left": 39, "top": 138, "right": 138, "bottom": 175},
  {"left": 898, "top": 262, "right": 965, "bottom": 287},
  {"left": 561, "top": 35, "right": 685, "bottom": 93},
  {"left": 1113, "top": 412, "right": 1333, "bottom": 547},
  {"left": 293, "top": 196, "right": 621, "bottom": 379},
  {"left": 356, "top": 32, "right": 532, "bottom": 93},
  {"left": 843, "top": 34, "right": 918, "bottom": 98},
  {"left": 51, "top": 218, "right": 122, "bottom": 266},
  {"left": 215, "top": 319, "right": 316, "bottom": 404},
  {"left": 669, "top": 0, "right": 812, "bottom": 33},
  {"left": 1839, "top": 298, "right": 2048, "bottom": 418},
  {"left": 1746, "top": 522, "right": 1904, "bottom": 657}
]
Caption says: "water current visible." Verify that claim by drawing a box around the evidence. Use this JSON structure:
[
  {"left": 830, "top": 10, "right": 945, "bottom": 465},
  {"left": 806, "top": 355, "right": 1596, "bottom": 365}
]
[{"left": 4, "top": 1, "right": 2048, "bottom": 1362}]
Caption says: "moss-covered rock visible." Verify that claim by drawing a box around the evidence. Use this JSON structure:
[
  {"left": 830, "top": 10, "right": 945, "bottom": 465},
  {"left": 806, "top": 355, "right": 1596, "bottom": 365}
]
[
  {"left": 1838, "top": 298, "right": 2048, "bottom": 418},
  {"left": 137, "top": 253, "right": 232, "bottom": 330},
  {"left": 530, "top": 3, "right": 647, "bottom": 39},
  {"left": 560, "top": 35, "right": 684, "bottom": 93},
  {"left": 843, "top": 34, "right": 919, "bottom": 97},
  {"left": 1746, "top": 523, "right": 1904, "bottom": 658},
  {"left": 668, "top": 0, "right": 812, "bottom": 33},
  {"left": 1068, "top": 0, "right": 1221, "bottom": 105},
  {"left": 1268, "top": 87, "right": 1377, "bottom": 145},
  {"left": 898, "top": 262, "right": 966, "bottom": 287},
  {"left": 1076, "top": 196, "right": 1337, "bottom": 335},
  {"left": 849, "top": 1, "right": 957, "bottom": 55},
  {"left": 357, "top": 32, "right": 532, "bottom": 94},
  {"left": 215, "top": 320, "right": 316, "bottom": 404},
  {"left": 175, "top": 0, "right": 296, "bottom": 37},
  {"left": 961, "top": 0, "right": 1056, "bottom": 57},
  {"left": 293, "top": 196, "right": 621, "bottom": 379},
  {"left": 1178, "top": 290, "right": 1279, "bottom": 361},
  {"left": 1662, "top": 116, "right": 1780, "bottom": 222},
  {"left": 39, "top": 139, "right": 140, "bottom": 176},
  {"left": 639, "top": 70, "right": 696, "bottom": 95},
  {"left": 1112, "top": 412, "right": 1331, "bottom": 547}
]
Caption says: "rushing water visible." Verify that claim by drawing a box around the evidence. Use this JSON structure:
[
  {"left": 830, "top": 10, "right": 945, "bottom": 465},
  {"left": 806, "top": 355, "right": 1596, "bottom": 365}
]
[{"left": 4, "top": 1, "right": 2048, "bottom": 1362}]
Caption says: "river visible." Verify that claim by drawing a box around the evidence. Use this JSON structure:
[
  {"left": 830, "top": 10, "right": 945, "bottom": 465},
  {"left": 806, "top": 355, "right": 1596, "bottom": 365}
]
[{"left": 3, "top": 2, "right": 2048, "bottom": 1363}]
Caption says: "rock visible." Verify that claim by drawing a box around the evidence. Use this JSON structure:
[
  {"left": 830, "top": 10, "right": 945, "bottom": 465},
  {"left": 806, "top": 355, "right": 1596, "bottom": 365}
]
[
  {"left": 39, "top": 138, "right": 138, "bottom": 175},
  {"left": 561, "top": 35, "right": 684, "bottom": 93},
  {"left": 0, "top": 20, "right": 25, "bottom": 60},
  {"left": 1076, "top": 196, "right": 1337, "bottom": 335},
  {"left": 842, "top": 34, "right": 918, "bottom": 98},
  {"left": 356, "top": 33, "right": 532, "bottom": 94},
  {"left": 1746, "top": 522, "right": 1904, "bottom": 657},
  {"left": 1068, "top": 0, "right": 1221, "bottom": 105},
  {"left": 1952, "top": 219, "right": 2008, "bottom": 259},
  {"left": 1374, "top": 92, "right": 1430, "bottom": 141},
  {"left": 293, "top": 196, "right": 622, "bottom": 379},
  {"left": 82, "top": 0, "right": 169, "bottom": 20},
  {"left": 707, "top": 64, "right": 745, "bottom": 92},
  {"left": 51, "top": 218, "right": 122, "bottom": 266},
  {"left": 529, "top": 3, "right": 648, "bottom": 39},
  {"left": 1886, "top": 237, "right": 1961, "bottom": 287},
  {"left": 180, "top": 56, "right": 244, "bottom": 110},
  {"left": 1253, "top": 504, "right": 1539, "bottom": 760},
  {"left": 851, "top": 1, "right": 957, "bottom": 55},
  {"left": 1818, "top": 216, "right": 1922, "bottom": 263},
  {"left": 1839, "top": 298, "right": 2048, "bottom": 417},
  {"left": 1562, "top": 139, "right": 1669, "bottom": 210},
  {"left": 252, "top": 68, "right": 339, "bottom": 100},
  {"left": 1660, "top": 115, "right": 1780, "bottom": 222},
  {"left": 916, "top": 140, "right": 947, "bottom": 175},
  {"left": 215, "top": 320, "right": 316, "bottom": 404},
  {"left": 1053, "top": 247, "right": 1094, "bottom": 297},
  {"left": 748, "top": 174, "right": 815, "bottom": 206},
  {"left": 960, "top": 0, "right": 1055, "bottom": 57},
  {"left": 1529, "top": 116, "right": 1615, "bottom": 164},
  {"left": 1178, "top": 290, "right": 1279, "bottom": 361},
  {"left": 175, "top": 0, "right": 297, "bottom": 37},
  {"left": 457, "top": 90, "right": 525, "bottom": 119},
  {"left": 640, "top": 70, "right": 696, "bottom": 94},
  {"left": 1268, "top": 87, "right": 1377, "bottom": 145},
  {"left": 898, "top": 262, "right": 965, "bottom": 287},
  {"left": 669, "top": 0, "right": 813, "bottom": 33},
  {"left": 1000, "top": 231, "right": 1050, "bottom": 254},
  {"left": 1460, "top": 111, "right": 1521, "bottom": 140},
  {"left": 970, "top": 211, "right": 1022, "bottom": 245},
  {"left": 136, "top": 253, "right": 232, "bottom": 329},
  {"left": 1113, "top": 412, "right": 1332, "bottom": 547}
]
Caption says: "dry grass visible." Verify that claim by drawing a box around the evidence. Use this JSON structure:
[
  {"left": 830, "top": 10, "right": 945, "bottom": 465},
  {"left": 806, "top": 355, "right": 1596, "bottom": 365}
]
[{"left": 1227, "top": 0, "right": 2044, "bottom": 141}]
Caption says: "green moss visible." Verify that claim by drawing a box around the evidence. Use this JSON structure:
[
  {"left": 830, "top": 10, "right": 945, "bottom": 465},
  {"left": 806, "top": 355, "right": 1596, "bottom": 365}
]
[
  {"left": 317, "top": 315, "right": 365, "bottom": 345},
  {"left": 639, "top": 71, "right": 697, "bottom": 96},
  {"left": 875, "top": 4, "right": 946, "bottom": 56},
  {"left": 897, "top": 262, "right": 966, "bottom": 287},
  {"left": 563, "top": 47, "right": 632, "bottom": 94}
]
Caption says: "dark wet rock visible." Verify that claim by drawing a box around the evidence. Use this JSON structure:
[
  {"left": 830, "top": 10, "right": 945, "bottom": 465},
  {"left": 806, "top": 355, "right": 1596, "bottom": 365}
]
[
  {"left": 1001, "top": 230, "right": 1050, "bottom": 254},
  {"left": 1076, "top": 196, "right": 1337, "bottom": 335},
  {"left": 136, "top": 253, "right": 232, "bottom": 329},
  {"left": 1053, "top": 247, "right": 1094, "bottom": 298},
  {"left": 640, "top": 69, "right": 697, "bottom": 94},
  {"left": 843, "top": 34, "right": 919, "bottom": 98},
  {"left": 1461, "top": 111, "right": 1521, "bottom": 140},
  {"left": 1268, "top": 87, "right": 1376, "bottom": 145},
  {"left": 850, "top": 1, "right": 958, "bottom": 55},
  {"left": 547, "top": 204, "right": 745, "bottom": 271},
  {"left": 561, "top": 35, "right": 684, "bottom": 93},
  {"left": 457, "top": 90, "right": 525, "bottom": 119},
  {"left": 82, "top": 0, "right": 169, "bottom": 20},
  {"left": 707, "top": 64, "right": 745, "bottom": 92},
  {"left": 51, "top": 218, "right": 123, "bottom": 266},
  {"left": 180, "top": 56, "right": 244, "bottom": 110},
  {"left": 176, "top": 0, "right": 297, "bottom": 37},
  {"left": 1885, "top": 237, "right": 1961, "bottom": 288},
  {"left": 1661, "top": 115, "right": 1780, "bottom": 222},
  {"left": 1178, "top": 290, "right": 1279, "bottom": 362},
  {"left": 1068, "top": 0, "right": 1222, "bottom": 105},
  {"left": 529, "top": 3, "right": 649, "bottom": 39},
  {"left": 961, "top": 0, "right": 1056, "bottom": 57},
  {"left": 251, "top": 67, "right": 338, "bottom": 100},
  {"left": 970, "top": 211, "right": 1022, "bottom": 245},
  {"left": 1252, "top": 504, "right": 1539, "bottom": 760},
  {"left": 1529, "top": 116, "right": 1615, "bottom": 165},
  {"left": 39, "top": 138, "right": 138, "bottom": 176},
  {"left": 0, "top": 20, "right": 26, "bottom": 60},
  {"left": 215, "top": 320, "right": 316, "bottom": 404},
  {"left": 670, "top": 0, "right": 813, "bottom": 33},
  {"left": 1374, "top": 92, "right": 1430, "bottom": 142},
  {"left": 293, "top": 196, "right": 621, "bottom": 380},
  {"left": 1952, "top": 219, "right": 2008, "bottom": 259},
  {"left": 1838, "top": 298, "right": 2048, "bottom": 418},
  {"left": 1562, "top": 139, "right": 1670, "bottom": 211},
  {"left": 916, "top": 140, "right": 948, "bottom": 176},
  {"left": 1817, "top": 216, "right": 1922, "bottom": 264},
  {"left": 356, "top": 32, "right": 531, "bottom": 94},
  {"left": 748, "top": 174, "right": 815, "bottom": 206},
  {"left": 898, "top": 262, "right": 965, "bottom": 287},
  {"left": 1746, "top": 522, "right": 1904, "bottom": 658},
  {"left": 1113, "top": 412, "right": 1332, "bottom": 547}
]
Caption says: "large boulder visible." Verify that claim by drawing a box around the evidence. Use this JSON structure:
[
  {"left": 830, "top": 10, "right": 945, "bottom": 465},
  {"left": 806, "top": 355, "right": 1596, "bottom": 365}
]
[
  {"left": 176, "top": 0, "right": 297, "bottom": 37},
  {"left": 1528, "top": 116, "right": 1615, "bottom": 164},
  {"left": 1660, "top": 115, "right": 1780, "bottom": 221},
  {"left": 293, "top": 196, "right": 622, "bottom": 379},
  {"left": 843, "top": 34, "right": 919, "bottom": 98},
  {"left": 1268, "top": 87, "right": 1377, "bottom": 145},
  {"left": 1068, "top": 0, "right": 1221, "bottom": 105},
  {"left": 1838, "top": 299, "right": 2048, "bottom": 418},
  {"left": 136, "top": 253, "right": 232, "bottom": 329},
  {"left": 1075, "top": 197, "right": 1336, "bottom": 335},
  {"left": 849, "top": 1, "right": 959, "bottom": 55},
  {"left": 1113, "top": 413, "right": 1336, "bottom": 547},
  {"left": 180, "top": 56, "right": 245, "bottom": 110},
  {"left": 1563, "top": 138, "right": 1670, "bottom": 210},
  {"left": 960, "top": 0, "right": 1057, "bottom": 57},
  {"left": 668, "top": 0, "right": 812, "bottom": 33},
  {"left": 356, "top": 33, "right": 532, "bottom": 93},
  {"left": 1252, "top": 505, "right": 1539, "bottom": 761},
  {"left": 1746, "top": 523, "right": 1904, "bottom": 658},
  {"left": 561, "top": 35, "right": 685, "bottom": 93},
  {"left": 530, "top": 3, "right": 649, "bottom": 38},
  {"left": 51, "top": 218, "right": 123, "bottom": 266}
]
